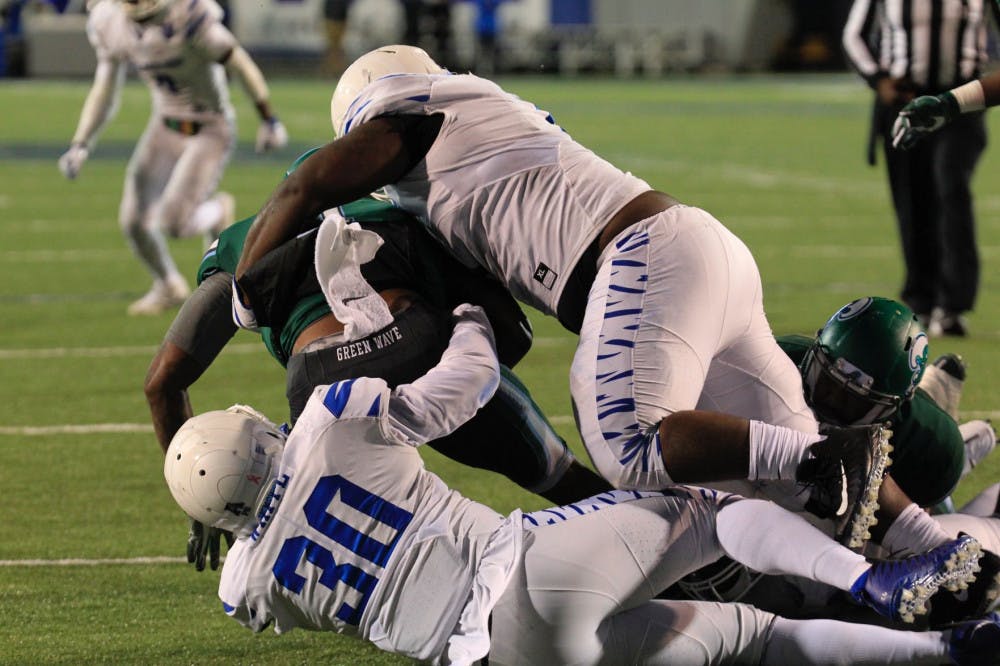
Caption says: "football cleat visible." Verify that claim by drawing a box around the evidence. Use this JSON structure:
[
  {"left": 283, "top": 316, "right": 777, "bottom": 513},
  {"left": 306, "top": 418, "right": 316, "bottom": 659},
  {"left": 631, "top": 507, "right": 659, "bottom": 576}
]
[
  {"left": 948, "top": 611, "right": 1000, "bottom": 665},
  {"left": 798, "top": 423, "right": 892, "bottom": 549},
  {"left": 928, "top": 308, "right": 969, "bottom": 338},
  {"left": 127, "top": 274, "right": 190, "bottom": 316},
  {"left": 852, "top": 533, "right": 983, "bottom": 624},
  {"left": 929, "top": 546, "right": 1000, "bottom": 628}
]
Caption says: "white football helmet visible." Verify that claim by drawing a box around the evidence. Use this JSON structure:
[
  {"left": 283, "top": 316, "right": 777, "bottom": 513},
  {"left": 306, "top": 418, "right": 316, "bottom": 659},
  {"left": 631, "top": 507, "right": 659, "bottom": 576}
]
[
  {"left": 119, "top": 0, "right": 175, "bottom": 22},
  {"left": 330, "top": 44, "right": 445, "bottom": 137},
  {"left": 163, "top": 405, "right": 286, "bottom": 538}
]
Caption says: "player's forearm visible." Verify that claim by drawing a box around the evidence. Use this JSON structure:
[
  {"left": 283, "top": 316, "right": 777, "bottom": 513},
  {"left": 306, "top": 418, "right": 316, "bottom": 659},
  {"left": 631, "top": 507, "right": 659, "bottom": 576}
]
[
  {"left": 71, "top": 59, "right": 124, "bottom": 148},
  {"left": 225, "top": 46, "right": 275, "bottom": 120},
  {"left": 147, "top": 387, "right": 194, "bottom": 454},
  {"left": 144, "top": 343, "right": 197, "bottom": 453}
]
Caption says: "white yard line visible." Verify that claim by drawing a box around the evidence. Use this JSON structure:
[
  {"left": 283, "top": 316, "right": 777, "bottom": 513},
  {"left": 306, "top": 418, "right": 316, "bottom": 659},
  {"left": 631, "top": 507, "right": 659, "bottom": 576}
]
[
  {"left": 0, "top": 556, "right": 186, "bottom": 567},
  {"left": 0, "top": 343, "right": 260, "bottom": 359},
  {"left": 0, "top": 423, "right": 154, "bottom": 435}
]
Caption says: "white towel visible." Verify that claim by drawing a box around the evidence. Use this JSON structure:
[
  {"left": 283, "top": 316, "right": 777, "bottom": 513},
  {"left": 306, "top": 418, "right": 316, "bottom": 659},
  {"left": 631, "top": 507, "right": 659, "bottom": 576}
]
[{"left": 314, "top": 208, "right": 393, "bottom": 341}]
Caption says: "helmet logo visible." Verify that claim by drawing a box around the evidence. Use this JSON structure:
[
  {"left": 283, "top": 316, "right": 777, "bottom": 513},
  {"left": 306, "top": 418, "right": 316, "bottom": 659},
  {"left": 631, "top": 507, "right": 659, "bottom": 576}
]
[
  {"left": 834, "top": 297, "right": 873, "bottom": 321},
  {"left": 908, "top": 332, "right": 929, "bottom": 387}
]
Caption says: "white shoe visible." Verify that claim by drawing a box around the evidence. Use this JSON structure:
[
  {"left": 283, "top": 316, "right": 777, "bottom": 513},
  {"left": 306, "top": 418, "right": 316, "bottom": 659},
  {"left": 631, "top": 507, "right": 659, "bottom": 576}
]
[
  {"left": 205, "top": 191, "right": 236, "bottom": 248},
  {"left": 961, "top": 420, "right": 997, "bottom": 474},
  {"left": 127, "top": 275, "right": 191, "bottom": 316}
]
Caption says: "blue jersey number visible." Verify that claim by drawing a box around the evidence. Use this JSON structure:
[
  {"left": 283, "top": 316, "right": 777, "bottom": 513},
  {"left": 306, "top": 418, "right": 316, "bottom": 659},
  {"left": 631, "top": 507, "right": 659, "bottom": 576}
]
[{"left": 272, "top": 475, "right": 413, "bottom": 625}]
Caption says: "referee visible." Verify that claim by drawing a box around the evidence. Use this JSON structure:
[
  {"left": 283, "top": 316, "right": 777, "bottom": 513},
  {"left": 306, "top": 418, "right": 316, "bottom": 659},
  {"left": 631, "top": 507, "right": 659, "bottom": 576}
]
[{"left": 843, "top": 0, "right": 1000, "bottom": 337}]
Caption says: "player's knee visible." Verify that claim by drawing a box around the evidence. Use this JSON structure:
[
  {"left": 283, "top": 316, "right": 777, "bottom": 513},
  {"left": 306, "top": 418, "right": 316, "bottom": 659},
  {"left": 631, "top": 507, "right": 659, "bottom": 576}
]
[{"left": 155, "top": 198, "right": 190, "bottom": 237}]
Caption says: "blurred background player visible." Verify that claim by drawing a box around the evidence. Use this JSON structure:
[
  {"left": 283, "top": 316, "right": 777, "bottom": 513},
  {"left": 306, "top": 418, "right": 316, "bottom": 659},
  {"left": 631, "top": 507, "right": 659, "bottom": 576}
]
[
  {"left": 146, "top": 149, "right": 610, "bottom": 570},
  {"left": 161, "top": 305, "right": 998, "bottom": 665},
  {"left": 58, "top": 0, "right": 288, "bottom": 316},
  {"left": 842, "top": 0, "right": 1000, "bottom": 337}
]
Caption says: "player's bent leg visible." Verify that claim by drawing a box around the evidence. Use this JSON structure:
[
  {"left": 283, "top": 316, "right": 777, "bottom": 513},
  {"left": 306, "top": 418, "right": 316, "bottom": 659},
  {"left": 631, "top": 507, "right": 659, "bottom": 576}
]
[
  {"left": 491, "top": 491, "right": 730, "bottom": 664},
  {"left": 570, "top": 212, "right": 730, "bottom": 490},
  {"left": 157, "top": 138, "right": 232, "bottom": 239}
]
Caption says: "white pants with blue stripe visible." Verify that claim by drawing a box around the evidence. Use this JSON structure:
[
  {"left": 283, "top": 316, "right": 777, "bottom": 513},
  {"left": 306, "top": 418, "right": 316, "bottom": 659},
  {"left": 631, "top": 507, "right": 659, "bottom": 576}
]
[{"left": 570, "top": 205, "right": 816, "bottom": 491}]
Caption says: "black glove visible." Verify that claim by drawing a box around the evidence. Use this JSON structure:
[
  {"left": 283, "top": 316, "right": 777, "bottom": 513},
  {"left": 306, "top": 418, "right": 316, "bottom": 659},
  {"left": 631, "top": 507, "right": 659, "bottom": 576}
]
[{"left": 186, "top": 518, "right": 235, "bottom": 571}]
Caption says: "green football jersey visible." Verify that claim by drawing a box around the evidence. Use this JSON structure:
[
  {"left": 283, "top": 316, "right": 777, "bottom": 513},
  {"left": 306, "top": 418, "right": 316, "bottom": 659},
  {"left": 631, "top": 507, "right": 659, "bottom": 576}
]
[
  {"left": 778, "top": 334, "right": 964, "bottom": 506},
  {"left": 198, "top": 198, "right": 416, "bottom": 367}
]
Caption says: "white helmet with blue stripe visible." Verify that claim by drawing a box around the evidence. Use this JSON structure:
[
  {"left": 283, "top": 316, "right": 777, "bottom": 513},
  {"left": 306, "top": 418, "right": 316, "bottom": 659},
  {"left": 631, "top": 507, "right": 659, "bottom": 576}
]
[{"left": 330, "top": 44, "right": 445, "bottom": 138}]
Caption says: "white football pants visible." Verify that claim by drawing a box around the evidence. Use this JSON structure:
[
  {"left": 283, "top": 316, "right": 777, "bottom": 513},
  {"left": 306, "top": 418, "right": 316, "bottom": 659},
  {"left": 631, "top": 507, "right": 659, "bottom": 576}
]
[
  {"left": 570, "top": 206, "right": 816, "bottom": 490},
  {"left": 119, "top": 112, "right": 234, "bottom": 282}
]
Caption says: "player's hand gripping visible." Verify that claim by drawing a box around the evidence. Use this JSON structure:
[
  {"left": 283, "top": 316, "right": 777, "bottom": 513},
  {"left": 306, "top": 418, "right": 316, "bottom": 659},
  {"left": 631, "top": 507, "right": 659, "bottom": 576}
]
[
  {"left": 892, "top": 93, "right": 960, "bottom": 150},
  {"left": 255, "top": 117, "right": 288, "bottom": 153},
  {"left": 58, "top": 143, "right": 89, "bottom": 179},
  {"left": 187, "top": 518, "right": 234, "bottom": 571}
]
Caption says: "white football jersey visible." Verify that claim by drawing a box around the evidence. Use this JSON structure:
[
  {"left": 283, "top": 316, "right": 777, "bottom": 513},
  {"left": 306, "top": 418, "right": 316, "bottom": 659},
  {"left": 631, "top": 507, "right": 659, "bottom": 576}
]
[
  {"left": 87, "top": 0, "right": 236, "bottom": 121},
  {"left": 341, "top": 73, "right": 651, "bottom": 317},
  {"left": 219, "top": 309, "right": 522, "bottom": 664}
]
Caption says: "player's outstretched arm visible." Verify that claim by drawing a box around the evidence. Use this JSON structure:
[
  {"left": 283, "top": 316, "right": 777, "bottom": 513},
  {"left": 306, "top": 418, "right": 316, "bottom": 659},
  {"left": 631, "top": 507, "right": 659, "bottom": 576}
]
[
  {"left": 59, "top": 58, "right": 125, "bottom": 179},
  {"left": 223, "top": 46, "right": 288, "bottom": 153},
  {"left": 146, "top": 273, "right": 240, "bottom": 570}
]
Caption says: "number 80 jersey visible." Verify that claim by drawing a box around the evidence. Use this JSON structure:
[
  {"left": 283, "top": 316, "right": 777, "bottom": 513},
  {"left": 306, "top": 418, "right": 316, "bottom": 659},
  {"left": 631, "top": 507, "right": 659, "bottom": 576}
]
[{"left": 219, "top": 376, "right": 522, "bottom": 663}]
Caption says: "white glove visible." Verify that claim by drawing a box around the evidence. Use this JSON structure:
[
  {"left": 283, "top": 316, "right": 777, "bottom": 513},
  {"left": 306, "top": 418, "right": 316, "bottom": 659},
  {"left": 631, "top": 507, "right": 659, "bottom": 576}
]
[
  {"left": 231, "top": 277, "right": 260, "bottom": 332},
  {"left": 58, "top": 144, "right": 89, "bottom": 179},
  {"left": 255, "top": 118, "right": 288, "bottom": 153}
]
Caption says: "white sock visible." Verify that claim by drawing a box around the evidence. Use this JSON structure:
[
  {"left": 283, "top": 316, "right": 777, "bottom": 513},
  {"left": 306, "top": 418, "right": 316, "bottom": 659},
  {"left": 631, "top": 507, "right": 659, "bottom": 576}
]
[
  {"left": 764, "top": 616, "right": 948, "bottom": 665},
  {"left": 186, "top": 197, "right": 225, "bottom": 236},
  {"left": 881, "top": 503, "right": 953, "bottom": 558},
  {"left": 717, "top": 499, "right": 870, "bottom": 591},
  {"left": 748, "top": 420, "right": 824, "bottom": 481}
]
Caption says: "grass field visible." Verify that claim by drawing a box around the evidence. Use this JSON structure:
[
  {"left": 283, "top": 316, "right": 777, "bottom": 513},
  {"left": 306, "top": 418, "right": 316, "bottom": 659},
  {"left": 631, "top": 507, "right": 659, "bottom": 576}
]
[{"left": 1, "top": 74, "right": 999, "bottom": 664}]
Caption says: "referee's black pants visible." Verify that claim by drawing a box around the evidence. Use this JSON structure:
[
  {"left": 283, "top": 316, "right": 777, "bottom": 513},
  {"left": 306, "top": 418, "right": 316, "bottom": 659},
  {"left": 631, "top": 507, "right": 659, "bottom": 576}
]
[{"left": 879, "top": 105, "right": 986, "bottom": 317}]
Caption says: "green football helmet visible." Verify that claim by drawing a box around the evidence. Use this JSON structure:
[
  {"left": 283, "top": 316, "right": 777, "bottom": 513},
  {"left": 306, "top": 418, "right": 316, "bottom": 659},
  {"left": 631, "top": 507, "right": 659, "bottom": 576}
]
[{"left": 801, "top": 297, "right": 928, "bottom": 426}]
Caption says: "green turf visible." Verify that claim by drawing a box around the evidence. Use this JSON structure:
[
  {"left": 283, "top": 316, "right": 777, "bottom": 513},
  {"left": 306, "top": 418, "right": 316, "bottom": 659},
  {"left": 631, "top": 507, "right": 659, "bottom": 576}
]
[{"left": 1, "top": 74, "right": 999, "bottom": 664}]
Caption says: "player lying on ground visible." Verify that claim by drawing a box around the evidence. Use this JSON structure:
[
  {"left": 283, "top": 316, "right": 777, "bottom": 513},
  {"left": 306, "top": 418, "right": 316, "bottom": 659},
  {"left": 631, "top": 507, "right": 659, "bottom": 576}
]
[{"left": 163, "top": 304, "right": 1000, "bottom": 665}]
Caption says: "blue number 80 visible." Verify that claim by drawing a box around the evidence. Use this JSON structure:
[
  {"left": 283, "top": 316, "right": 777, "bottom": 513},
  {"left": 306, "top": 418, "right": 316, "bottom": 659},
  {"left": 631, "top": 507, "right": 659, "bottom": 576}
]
[{"left": 272, "top": 475, "right": 413, "bottom": 625}]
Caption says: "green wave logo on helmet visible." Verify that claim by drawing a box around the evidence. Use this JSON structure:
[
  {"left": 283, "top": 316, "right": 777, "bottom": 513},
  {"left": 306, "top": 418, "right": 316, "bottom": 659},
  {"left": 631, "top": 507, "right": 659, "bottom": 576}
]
[{"left": 802, "top": 297, "right": 927, "bottom": 426}]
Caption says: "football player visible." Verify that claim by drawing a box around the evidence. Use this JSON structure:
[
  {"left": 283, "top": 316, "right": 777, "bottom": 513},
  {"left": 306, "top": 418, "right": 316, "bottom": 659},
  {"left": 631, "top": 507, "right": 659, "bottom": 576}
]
[
  {"left": 162, "top": 304, "right": 1000, "bottom": 665},
  {"left": 232, "top": 45, "right": 889, "bottom": 550},
  {"left": 59, "top": 0, "right": 288, "bottom": 315},
  {"left": 145, "top": 149, "right": 610, "bottom": 570},
  {"left": 677, "top": 297, "right": 1000, "bottom": 625}
]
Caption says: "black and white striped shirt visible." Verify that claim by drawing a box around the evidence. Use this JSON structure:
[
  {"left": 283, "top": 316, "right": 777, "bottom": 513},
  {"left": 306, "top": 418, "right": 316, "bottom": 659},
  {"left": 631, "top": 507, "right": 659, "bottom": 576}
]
[{"left": 843, "top": 0, "right": 1000, "bottom": 93}]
